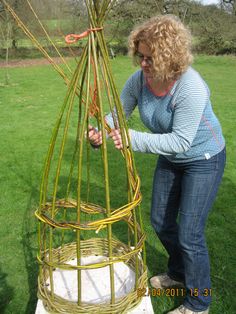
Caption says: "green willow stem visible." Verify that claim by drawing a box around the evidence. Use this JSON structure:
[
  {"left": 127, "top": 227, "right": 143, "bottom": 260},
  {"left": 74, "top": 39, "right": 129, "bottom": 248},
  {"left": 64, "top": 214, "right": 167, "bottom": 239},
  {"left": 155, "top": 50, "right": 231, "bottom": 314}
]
[
  {"left": 2, "top": 0, "right": 71, "bottom": 83},
  {"left": 90, "top": 27, "right": 115, "bottom": 304},
  {"left": 99, "top": 59, "right": 118, "bottom": 129},
  {"left": 39, "top": 45, "right": 88, "bottom": 207},
  {"left": 86, "top": 119, "right": 91, "bottom": 203},
  {"left": 60, "top": 59, "right": 89, "bottom": 247},
  {"left": 47, "top": 54, "right": 84, "bottom": 298},
  {"left": 26, "top": 0, "right": 72, "bottom": 74},
  {"left": 76, "top": 34, "right": 92, "bottom": 305},
  {"left": 87, "top": 0, "right": 142, "bottom": 293},
  {"left": 37, "top": 47, "right": 88, "bottom": 290}
]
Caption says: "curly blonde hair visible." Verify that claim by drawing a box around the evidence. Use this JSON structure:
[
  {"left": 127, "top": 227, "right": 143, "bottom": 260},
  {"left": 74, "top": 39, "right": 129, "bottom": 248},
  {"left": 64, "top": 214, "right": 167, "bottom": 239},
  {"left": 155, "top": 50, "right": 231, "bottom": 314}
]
[{"left": 129, "top": 15, "right": 193, "bottom": 81}]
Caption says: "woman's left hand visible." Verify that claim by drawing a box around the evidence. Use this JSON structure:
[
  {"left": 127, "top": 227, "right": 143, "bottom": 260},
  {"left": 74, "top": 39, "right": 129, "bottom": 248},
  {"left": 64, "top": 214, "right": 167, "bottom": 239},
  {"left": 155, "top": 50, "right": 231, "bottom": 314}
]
[{"left": 109, "top": 129, "right": 129, "bottom": 150}]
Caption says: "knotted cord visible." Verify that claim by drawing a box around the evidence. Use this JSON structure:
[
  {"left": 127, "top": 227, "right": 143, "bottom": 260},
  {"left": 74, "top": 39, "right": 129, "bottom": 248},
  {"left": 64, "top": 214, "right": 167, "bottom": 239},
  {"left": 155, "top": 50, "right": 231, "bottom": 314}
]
[{"left": 65, "top": 27, "right": 103, "bottom": 44}]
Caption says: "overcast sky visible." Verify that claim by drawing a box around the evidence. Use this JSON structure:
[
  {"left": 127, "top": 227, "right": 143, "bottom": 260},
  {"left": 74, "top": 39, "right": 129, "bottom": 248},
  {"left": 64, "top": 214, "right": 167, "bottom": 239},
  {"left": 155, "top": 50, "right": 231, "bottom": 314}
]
[{"left": 200, "top": 0, "right": 219, "bottom": 5}]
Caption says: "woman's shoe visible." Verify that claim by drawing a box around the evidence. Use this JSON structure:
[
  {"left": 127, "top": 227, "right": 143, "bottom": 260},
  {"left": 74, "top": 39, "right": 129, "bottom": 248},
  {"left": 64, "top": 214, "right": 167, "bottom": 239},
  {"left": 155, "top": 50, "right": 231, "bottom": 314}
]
[
  {"left": 168, "top": 305, "right": 209, "bottom": 314},
  {"left": 150, "top": 273, "right": 184, "bottom": 289}
]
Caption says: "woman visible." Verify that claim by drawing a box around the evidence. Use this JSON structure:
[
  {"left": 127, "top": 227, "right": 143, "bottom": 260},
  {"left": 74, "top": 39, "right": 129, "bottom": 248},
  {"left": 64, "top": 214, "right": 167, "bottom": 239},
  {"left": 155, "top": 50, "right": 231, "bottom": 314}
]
[{"left": 88, "top": 15, "right": 226, "bottom": 314}]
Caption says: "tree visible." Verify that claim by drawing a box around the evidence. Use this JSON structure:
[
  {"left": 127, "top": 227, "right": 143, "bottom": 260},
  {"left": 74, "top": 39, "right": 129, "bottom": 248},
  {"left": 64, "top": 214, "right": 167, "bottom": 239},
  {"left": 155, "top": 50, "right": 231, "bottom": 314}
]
[
  {"left": 163, "top": 0, "right": 190, "bottom": 21},
  {"left": 189, "top": 1, "right": 236, "bottom": 54},
  {"left": 1, "top": 0, "right": 236, "bottom": 57},
  {"left": 107, "top": 0, "right": 163, "bottom": 53},
  {"left": 0, "top": 5, "right": 11, "bottom": 84},
  {"left": 221, "top": 0, "right": 236, "bottom": 15}
]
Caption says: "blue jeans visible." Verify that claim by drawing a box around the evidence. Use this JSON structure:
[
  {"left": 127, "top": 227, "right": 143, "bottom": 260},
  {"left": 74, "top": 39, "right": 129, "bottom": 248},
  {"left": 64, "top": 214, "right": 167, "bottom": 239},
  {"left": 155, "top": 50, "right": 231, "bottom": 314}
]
[{"left": 151, "top": 148, "right": 226, "bottom": 311}]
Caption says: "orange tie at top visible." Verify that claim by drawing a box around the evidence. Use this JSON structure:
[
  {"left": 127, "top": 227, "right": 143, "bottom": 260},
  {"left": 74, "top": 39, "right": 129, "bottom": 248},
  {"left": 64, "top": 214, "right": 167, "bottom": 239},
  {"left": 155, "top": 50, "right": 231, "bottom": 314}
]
[{"left": 65, "top": 27, "right": 103, "bottom": 44}]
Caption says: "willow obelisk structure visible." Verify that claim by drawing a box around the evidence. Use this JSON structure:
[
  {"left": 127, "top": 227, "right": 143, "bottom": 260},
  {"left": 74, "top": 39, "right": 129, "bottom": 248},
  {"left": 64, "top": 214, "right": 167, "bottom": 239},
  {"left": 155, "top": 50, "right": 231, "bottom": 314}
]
[{"left": 34, "top": 0, "right": 147, "bottom": 312}]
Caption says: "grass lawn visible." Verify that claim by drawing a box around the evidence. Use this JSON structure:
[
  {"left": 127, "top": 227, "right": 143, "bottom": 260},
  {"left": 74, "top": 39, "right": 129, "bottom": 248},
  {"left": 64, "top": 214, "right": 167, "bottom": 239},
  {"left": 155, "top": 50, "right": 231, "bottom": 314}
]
[{"left": 0, "top": 55, "right": 235, "bottom": 314}]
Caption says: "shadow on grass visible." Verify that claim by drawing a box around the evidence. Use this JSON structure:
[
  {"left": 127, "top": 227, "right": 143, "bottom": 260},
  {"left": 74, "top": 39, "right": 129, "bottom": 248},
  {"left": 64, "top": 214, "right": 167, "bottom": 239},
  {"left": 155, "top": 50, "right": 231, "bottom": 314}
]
[
  {"left": 21, "top": 197, "right": 39, "bottom": 314},
  {"left": 6, "top": 143, "right": 40, "bottom": 314},
  {"left": 206, "top": 175, "right": 236, "bottom": 314},
  {"left": 12, "top": 156, "right": 39, "bottom": 313},
  {"left": 0, "top": 267, "right": 14, "bottom": 314}
]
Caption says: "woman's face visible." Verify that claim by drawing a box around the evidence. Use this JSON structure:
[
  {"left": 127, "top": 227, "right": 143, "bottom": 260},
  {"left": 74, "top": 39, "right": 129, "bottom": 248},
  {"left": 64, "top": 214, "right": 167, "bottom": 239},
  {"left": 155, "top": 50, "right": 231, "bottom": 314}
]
[{"left": 136, "top": 42, "right": 154, "bottom": 79}]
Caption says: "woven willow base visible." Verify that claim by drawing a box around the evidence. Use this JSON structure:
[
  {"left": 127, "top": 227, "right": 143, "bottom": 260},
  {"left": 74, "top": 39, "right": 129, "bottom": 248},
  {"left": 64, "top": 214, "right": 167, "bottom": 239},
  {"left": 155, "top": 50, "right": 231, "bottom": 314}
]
[{"left": 38, "top": 239, "right": 147, "bottom": 313}]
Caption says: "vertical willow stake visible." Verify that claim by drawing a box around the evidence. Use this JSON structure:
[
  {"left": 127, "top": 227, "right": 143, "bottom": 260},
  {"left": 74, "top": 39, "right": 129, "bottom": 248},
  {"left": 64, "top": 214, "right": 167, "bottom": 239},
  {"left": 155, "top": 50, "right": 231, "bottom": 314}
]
[{"left": 35, "top": 0, "right": 147, "bottom": 313}]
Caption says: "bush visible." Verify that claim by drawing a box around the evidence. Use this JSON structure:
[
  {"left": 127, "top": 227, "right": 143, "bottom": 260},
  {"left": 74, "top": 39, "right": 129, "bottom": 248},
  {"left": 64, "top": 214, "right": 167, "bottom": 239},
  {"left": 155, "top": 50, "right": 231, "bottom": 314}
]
[{"left": 191, "top": 4, "right": 236, "bottom": 55}]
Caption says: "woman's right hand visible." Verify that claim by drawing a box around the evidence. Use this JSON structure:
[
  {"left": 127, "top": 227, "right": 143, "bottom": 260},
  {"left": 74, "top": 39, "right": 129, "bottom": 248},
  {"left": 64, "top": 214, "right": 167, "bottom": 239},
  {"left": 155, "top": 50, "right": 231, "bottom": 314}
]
[{"left": 87, "top": 125, "right": 102, "bottom": 147}]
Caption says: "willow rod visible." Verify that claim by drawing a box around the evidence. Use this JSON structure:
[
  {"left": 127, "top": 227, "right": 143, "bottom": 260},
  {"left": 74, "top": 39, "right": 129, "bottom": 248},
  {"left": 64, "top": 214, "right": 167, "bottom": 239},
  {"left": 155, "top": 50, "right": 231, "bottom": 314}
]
[
  {"left": 87, "top": 2, "right": 116, "bottom": 302},
  {"left": 37, "top": 236, "right": 145, "bottom": 271},
  {"left": 49, "top": 59, "right": 83, "bottom": 297},
  {"left": 89, "top": 7, "right": 138, "bottom": 260},
  {"left": 84, "top": 7, "right": 136, "bottom": 170},
  {"left": 90, "top": 26, "right": 116, "bottom": 304},
  {"left": 3, "top": 0, "right": 112, "bottom": 133},
  {"left": 48, "top": 56, "right": 84, "bottom": 297},
  {"left": 75, "top": 34, "right": 92, "bottom": 306},
  {"left": 26, "top": 0, "right": 72, "bottom": 73},
  {"left": 86, "top": 0, "right": 141, "bottom": 290},
  {"left": 39, "top": 45, "right": 89, "bottom": 208},
  {"left": 2, "top": 0, "right": 69, "bottom": 82}
]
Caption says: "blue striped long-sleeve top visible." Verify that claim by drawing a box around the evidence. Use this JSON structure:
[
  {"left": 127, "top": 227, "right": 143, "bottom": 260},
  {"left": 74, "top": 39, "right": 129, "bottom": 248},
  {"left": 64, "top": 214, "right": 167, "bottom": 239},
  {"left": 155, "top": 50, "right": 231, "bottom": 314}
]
[{"left": 106, "top": 67, "right": 225, "bottom": 163}]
